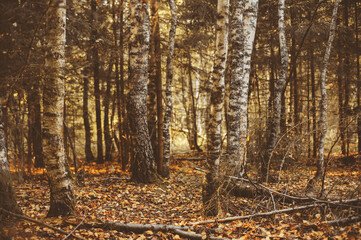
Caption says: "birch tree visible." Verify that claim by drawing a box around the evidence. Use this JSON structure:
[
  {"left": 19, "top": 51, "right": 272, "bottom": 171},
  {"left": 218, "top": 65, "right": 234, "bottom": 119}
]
[
  {"left": 314, "top": 0, "right": 340, "bottom": 181},
  {"left": 203, "top": 0, "right": 229, "bottom": 217},
  {"left": 0, "top": 99, "right": 21, "bottom": 214},
  {"left": 162, "top": 0, "right": 177, "bottom": 178},
  {"left": 263, "top": 0, "right": 289, "bottom": 182},
  {"left": 43, "top": 0, "right": 76, "bottom": 217},
  {"left": 227, "top": 0, "right": 259, "bottom": 177},
  {"left": 128, "top": 0, "right": 157, "bottom": 183}
]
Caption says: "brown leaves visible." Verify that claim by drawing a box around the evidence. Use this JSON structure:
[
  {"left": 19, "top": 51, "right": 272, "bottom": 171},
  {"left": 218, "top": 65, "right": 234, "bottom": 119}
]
[{"left": 4, "top": 155, "right": 361, "bottom": 239}]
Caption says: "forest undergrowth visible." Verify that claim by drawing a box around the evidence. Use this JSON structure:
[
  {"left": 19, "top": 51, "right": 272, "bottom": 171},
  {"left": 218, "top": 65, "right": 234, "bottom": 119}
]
[{"left": 1, "top": 154, "right": 361, "bottom": 239}]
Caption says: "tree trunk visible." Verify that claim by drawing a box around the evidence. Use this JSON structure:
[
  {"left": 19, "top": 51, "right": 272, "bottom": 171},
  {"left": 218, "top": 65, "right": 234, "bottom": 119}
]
[
  {"left": 104, "top": 59, "right": 113, "bottom": 162},
  {"left": 43, "top": 0, "right": 76, "bottom": 217},
  {"left": 263, "top": 0, "right": 289, "bottom": 182},
  {"left": 356, "top": 1, "right": 361, "bottom": 155},
  {"left": 309, "top": 45, "right": 318, "bottom": 158},
  {"left": 0, "top": 98, "right": 21, "bottom": 214},
  {"left": 149, "top": 0, "right": 163, "bottom": 174},
  {"left": 163, "top": 0, "right": 177, "bottom": 178},
  {"left": 227, "top": 0, "right": 258, "bottom": 177},
  {"left": 337, "top": 39, "right": 346, "bottom": 155},
  {"left": 203, "top": 0, "right": 229, "bottom": 217},
  {"left": 187, "top": 49, "right": 201, "bottom": 152},
  {"left": 314, "top": 0, "right": 340, "bottom": 180},
  {"left": 32, "top": 83, "right": 44, "bottom": 168},
  {"left": 82, "top": 69, "right": 95, "bottom": 162},
  {"left": 91, "top": 0, "right": 103, "bottom": 164},
  {"left": 128, "top": 0, "right": 157, "bottom": 184}
]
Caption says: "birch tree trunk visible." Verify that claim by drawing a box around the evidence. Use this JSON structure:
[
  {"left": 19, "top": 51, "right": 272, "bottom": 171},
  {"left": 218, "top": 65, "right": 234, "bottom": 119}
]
[
  {"left": 227, "top": 0, "right": 258, "bottom": 177},
  {"left": 203, "top": 0, "right": 229, "bottom": 217},
  {"left": 263, "top": 0, "right": 289, "bottom": 182},
  {"left": 162, "top": 0, "right": 177, "bottom": 178},
  {"left": 128, "top": 0, "right": 157, "bottom": 183},
  {"left": 315, "top": 0, "right": 340, "bottom": 180},
  {"left": 43, "top": 0, "right": 76, "bottom": 217},
  {"left": 0, "top": 99, "right": 21, "bottom": 214}
]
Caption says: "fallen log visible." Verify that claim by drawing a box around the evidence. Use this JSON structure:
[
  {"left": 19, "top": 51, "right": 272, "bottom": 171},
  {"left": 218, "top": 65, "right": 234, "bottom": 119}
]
[
  {"left": 191, "top": 198, "right": 361, "bottom": 225},
  {"left": 80, "top": 221, "right": 228, "bottom": 240}
]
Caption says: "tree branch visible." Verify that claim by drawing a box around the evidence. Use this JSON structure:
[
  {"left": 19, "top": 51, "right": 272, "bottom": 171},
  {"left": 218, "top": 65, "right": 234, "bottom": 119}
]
[{"left": 0, "top": 208, "right": 85, "bottom": 240}]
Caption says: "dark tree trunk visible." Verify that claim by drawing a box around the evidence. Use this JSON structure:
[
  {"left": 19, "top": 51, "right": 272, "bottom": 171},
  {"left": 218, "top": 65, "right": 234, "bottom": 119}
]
[
  {"left": 356, "top": 1, "right": 361, "bottom": 155},
  {"left": 309, "top": 45, "right": 317, "bottom": 158},
  {"left": 337, "top": 39, "right": 346, "bottom": 155},
  {"left": 104, "top": 59, "right": 113, "bottom": 162},
  {"left": 187, "top": 49, "right": 201, "bottom": 152},
  {"left": 91, "top": 0, "right": 103, "bottom": 164},
  {"left": 83, "top": 70, "right": 95, "bottom": 162}
]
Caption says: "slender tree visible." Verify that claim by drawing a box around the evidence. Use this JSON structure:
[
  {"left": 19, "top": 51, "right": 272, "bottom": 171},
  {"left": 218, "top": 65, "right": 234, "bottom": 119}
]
[
  {"left": 163, "top": 0, "right": 177, "bottom": 178},
  {"left": 314, "top": 0, "right": 340, "bottom": 181},
  {"left": 149, "top": 0, "right": 163, "bottom": 173},
  {"left": 43, "top": 0, "right": 76, "bottom": 217},
  {"left": 128, "top": 0, "right": 157, "bottom": 183},
  {"left": 356, "top": 1, "right": 361, "bottom": 155},
  {"left": 203, "top": 0, "right": 229, "bottom": 216},
  {"left": 91, "top": 0, "right": 104, "bottom": 164},
  {"left": 263, "top": 0, "right": 289, "bottom": 182}
]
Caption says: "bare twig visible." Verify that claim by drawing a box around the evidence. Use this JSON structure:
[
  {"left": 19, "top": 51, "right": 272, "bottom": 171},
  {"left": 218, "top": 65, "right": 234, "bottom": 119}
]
[
  {"left": 0, "top": 208, "right": 85, "bottom": 240},
  {"left": 62, "top": 212, "right": 87, "bottom": 240},
  {"left": 191, "top": 198, "right": 361, "bottom": 225}
]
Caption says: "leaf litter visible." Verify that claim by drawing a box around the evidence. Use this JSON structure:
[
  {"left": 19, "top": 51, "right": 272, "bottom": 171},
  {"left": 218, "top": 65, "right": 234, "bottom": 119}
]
[{"left": 1, "top": 154, "right": 361, "bottom": 239}]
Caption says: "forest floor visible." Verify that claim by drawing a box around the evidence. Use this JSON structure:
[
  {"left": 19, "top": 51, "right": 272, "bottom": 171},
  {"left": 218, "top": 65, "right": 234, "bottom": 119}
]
[{"left": 1, "top": 153, "right": 361, "bottom": 239}]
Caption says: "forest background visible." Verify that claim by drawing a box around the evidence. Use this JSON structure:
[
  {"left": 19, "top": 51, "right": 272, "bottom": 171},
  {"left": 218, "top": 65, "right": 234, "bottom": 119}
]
[{"left": 0, "top": 0, "right": 361, "bottom": 239}]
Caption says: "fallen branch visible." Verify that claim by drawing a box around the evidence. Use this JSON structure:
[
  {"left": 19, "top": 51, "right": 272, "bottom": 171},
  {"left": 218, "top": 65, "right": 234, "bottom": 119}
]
[
  {"left": 100, "top": 177, "right": 131, "bottom": 181},
  {"left": 321, "top": 216, "right": 361, "bottom": 226},
  {"left": 0, "top": 208, "right": 85, "bottom": 240},
  {"left": 171, "top": 157, "right": 206, "bottom": 161},
  {"left": 194, "top": 167, "right": 310, "bottom": 202},
  {"left": 191, "top": 198, "right": 361, "bottom": 225},
  {"left": 81, "top": 221, "right": 229, "bottom": 240},
  {"left": 62, "top": 212, "right": 87, "bottom": 240}
]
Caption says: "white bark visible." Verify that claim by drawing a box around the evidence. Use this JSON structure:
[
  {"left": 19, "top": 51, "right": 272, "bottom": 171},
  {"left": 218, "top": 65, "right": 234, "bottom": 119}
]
[
  {"left": 228, "top": 0, "right": 259, "bottom": 177},
  {"left": 128, "top": 0, "right": 157, "bottom": 183},
  {"left": 163, "top": 0, "right": 177, "bottom": 178},
  {"left": 316, "top": 0, "right": 340, "bottom": 179},
  {"left": 204, "top": 0, "right": 229, "bottom": 216},
  {"left": 263, "top": 0, "right": 289, "bottom": 181},
  {"left": 43, "top": 0, "right": 75, "bottom": 217},
  {"left": 0, "top": 98, "right": 20, "bottom": 213}
]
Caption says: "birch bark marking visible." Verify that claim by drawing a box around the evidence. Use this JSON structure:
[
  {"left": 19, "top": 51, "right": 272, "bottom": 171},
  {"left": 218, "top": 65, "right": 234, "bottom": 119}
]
[
  {"left": 0, "top": 99, "right": 21, "bottom": 214},
  {"left": 128, "top": 0, "right": 157, "bottom": 183},
  {"left": 228, "top": 0, "right": 258, "bottom": 177},
  {"left": 203, "top": 0, "right": 229, "bottom": 217},
  {"left": 162, "top": 0, "right": 177, "bottom": 178},
  {"left": 263, "top": 0, "right": 289, "bottom": 182},
  {"left": 315, "top": 0, "right": 340, "bottom": 180},
  {"left": 43, "top": 0, "right": 76, "bottom": 217}
]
